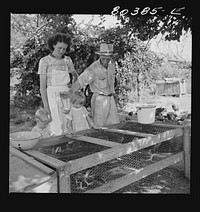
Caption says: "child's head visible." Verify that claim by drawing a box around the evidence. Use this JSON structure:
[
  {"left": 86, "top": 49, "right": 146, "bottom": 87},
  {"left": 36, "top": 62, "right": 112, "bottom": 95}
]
[
  {"left": 70, "top": 91, "right": 86, "bottom": 108},
  {"left": 35, "top": 108, "right": 51, "bottom": 129}
]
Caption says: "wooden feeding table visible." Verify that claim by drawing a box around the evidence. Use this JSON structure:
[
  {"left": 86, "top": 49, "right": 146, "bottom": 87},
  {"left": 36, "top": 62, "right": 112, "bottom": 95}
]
[{"left": 10, "top": 121, "right": 190, "bottom": 193}]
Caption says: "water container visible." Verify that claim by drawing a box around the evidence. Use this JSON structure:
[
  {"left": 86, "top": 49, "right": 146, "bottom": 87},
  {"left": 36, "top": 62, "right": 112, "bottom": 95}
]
[{"left": 136, "top": 105, "right": 156, "bottom": 124}]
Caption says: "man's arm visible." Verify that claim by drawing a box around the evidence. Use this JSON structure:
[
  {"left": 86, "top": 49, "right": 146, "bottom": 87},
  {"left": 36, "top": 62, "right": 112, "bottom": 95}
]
[
  {"left": 60, "top": 80, "right": 81, "bottom": 99},
  {"left": 61, "top": 65, "right": 95, "bottom": 99}
]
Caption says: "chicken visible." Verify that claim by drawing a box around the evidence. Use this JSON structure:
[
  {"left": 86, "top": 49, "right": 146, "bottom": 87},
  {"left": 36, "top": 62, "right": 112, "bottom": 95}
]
[
  {"left": 155, "top": 107, "right": 165, "bottom": 116},
  {"left": 172, "top": 104, "right": 179, "bottom": 112}
]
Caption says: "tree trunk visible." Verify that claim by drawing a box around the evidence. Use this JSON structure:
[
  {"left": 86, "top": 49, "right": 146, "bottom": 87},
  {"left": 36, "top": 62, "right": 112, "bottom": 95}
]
[{"left": 137, "top": 70, "right": 142, "bottom": 102}]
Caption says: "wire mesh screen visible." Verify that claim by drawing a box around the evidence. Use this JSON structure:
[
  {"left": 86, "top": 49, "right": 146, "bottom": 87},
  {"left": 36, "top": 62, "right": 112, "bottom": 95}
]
[
  {"left": 38, "top": 139, "right": 110, "bottom": 162},
  {"left": 110, "top": 122, "right": 176, "bottom": 134},
  {"left": 37, "top": 122, "right": 183, "bottom": 193},
  {"left": 114, "top": 165, "right": 187, "bottom": 194},
  {"left": 114, "top": 136, "right": 186, "bottom": 194},
  {"left": 69, "top": 135, "right": 183, "bottom": 193},
  {"left": 84, "top": 129, "right": 144, "bottom": 144}
]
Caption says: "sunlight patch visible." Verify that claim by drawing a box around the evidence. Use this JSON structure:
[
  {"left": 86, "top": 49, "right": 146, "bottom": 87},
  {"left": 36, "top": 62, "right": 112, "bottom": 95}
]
[{"left": 141, "top": 185, "right": 163, "bottom": 193}]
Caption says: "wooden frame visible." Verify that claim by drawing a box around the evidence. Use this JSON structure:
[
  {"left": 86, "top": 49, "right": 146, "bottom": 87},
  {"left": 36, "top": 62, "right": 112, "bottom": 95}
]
[
  {"left": 9, "top": 146, "right": 57, "bottom": 193},
  {"left": 11, "top": 122, "right": 190, "bottom": 193},
  {"left": 183, "top": 126, "right": 190, "bottom": 179}
]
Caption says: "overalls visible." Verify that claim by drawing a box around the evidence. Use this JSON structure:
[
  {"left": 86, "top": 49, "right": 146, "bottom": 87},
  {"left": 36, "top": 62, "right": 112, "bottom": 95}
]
[{"left": 47, "top": 57, "right": 70, "bottom": 136}]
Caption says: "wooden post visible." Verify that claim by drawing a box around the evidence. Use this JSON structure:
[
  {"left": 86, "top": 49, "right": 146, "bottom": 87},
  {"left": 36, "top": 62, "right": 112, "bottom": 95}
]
[
  {"left": 183, "top": 126, "right": 190, "bottom": 180},
  {"left": 57, "top": 165, "right": 71, "bottom": 193},
  {"left": 24, "top": 150, "right": 71, "bottom": 193}
]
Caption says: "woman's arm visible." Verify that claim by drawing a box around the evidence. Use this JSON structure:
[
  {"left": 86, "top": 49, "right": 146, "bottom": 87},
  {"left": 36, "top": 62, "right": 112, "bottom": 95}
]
[
  {"left": 71, "top": 70, "right": 78, "bottom": 84},
  {"left": 39, "top": 74, "right": 52, "bottom": 119}
]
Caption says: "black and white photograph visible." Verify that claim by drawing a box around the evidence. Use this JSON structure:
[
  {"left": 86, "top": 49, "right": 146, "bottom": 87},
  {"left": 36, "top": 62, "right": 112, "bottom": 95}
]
[{"left": 10, "top": 7, "right": 192, "bottom": 194}]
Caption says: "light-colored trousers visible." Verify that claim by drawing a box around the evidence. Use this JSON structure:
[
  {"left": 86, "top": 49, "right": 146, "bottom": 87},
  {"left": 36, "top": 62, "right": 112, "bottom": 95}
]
[{"left": 91, "top": 93, "right": 120, "bottom": 127}]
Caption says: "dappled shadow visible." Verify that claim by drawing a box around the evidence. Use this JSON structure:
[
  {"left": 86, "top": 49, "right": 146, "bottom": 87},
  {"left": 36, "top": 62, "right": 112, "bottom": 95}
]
[
  {"left": 114, "top": 165, "right": 190, "bottom": 194},
  {"left": 9, "top": 174, "right": 56, "bottom": 193}
]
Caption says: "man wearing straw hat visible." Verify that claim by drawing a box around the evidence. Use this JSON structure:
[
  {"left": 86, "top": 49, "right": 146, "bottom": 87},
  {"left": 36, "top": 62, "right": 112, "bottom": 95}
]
[{"left": 60, "top": 43, "right": 120, "bottom": 127}]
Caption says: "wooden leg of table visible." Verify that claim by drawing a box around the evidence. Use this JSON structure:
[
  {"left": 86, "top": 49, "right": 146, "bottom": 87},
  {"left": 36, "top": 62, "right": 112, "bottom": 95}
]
[
  {"left": 183, "top": 126, "right": 190, "bottom": 180},
  {"left": 57, "top": 167, "right": 71, "bottom": 193}
]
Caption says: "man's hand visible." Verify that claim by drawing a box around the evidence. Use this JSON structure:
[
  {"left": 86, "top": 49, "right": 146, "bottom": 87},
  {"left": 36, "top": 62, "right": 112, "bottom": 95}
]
[{"left": 113, "top": 93, "right": 119, "bottom": 105}]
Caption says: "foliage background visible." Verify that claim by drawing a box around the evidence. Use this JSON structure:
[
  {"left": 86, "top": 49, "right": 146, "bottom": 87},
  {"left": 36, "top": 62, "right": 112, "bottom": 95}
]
[{"left": 10, "top": 13, "right": 192, "bottom": 114}]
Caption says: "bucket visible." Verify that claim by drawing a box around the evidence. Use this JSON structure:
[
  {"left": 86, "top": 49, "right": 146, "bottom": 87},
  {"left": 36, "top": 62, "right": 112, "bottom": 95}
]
[{"left": 136, "top": 105, "right": 156, "bottom": 124}]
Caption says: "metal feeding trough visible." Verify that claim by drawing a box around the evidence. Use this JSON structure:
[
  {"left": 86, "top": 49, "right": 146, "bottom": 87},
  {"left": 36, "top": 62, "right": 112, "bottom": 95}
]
[{"left": 9, "top": 121, "right": 190, "bottom": 193}]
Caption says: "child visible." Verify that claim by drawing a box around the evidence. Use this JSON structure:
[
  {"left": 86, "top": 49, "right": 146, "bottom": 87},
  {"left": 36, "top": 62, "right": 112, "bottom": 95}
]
[
  {"left": 31, "top": 108, "right": 52, "bottom": 138},
  {"left": 65, "top": 91, "right": 96, "bottom": 133}
]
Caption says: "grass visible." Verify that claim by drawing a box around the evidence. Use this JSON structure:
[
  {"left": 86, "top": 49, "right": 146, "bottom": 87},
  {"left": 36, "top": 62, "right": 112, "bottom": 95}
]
[{"left": 10, "top": 104, "right": 36, "bottom": 133}]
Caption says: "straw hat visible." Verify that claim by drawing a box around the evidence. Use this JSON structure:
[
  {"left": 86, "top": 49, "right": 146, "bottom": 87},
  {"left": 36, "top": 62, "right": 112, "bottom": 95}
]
[{"left": 96, "top": 43, "right": 114, "bottom": 56}]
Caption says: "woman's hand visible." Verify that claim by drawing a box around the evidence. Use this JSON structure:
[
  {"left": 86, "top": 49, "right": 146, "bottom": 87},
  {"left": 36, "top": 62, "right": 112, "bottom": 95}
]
[{"left": 60, "top": 89, "right": 73, "bottom": 99}]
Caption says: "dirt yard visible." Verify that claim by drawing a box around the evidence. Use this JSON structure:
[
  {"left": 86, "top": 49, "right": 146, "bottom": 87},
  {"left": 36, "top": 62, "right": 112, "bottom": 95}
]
[
  {"left": 117, "top": 93, "right": 191, "bottom": 194},
  {"left": 9, "top": 94, "right": 191, "bottom": 193}
]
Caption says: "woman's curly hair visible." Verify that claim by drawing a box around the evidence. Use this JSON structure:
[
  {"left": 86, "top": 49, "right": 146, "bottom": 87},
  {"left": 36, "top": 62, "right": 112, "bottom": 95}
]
[{"left": 47, "top": 32, "right": 72, "bottom": 52}]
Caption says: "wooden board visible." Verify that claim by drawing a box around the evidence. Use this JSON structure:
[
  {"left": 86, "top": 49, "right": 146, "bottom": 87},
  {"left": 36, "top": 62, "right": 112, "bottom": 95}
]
[
  {"left": 65, "top": 134, "right": 121, "bottom": 147},
  {"left": 9, "top": 153, "right": 57, "bottom": 193},
  {"left": 10, "top": 146, "right": 54, "bottom": 175},
  {"left": 127, "top": 120, "right": 183, "bottom": 128},
  {"left": 99, "top": 127, "right": 154, "bottom": 137},
  {"left": 24, "top": 150, "right": 67, "bottom": 170}
]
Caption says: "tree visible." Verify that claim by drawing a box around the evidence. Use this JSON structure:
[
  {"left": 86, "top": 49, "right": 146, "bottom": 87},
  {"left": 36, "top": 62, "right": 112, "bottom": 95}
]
[
  {"left": 11, "top": 13, "right": 190, "bottom": 111},
  {"left": 10, "top": 14, "right": 104, "bottom": 109},
  {"left": 10, "top": 14, "right": 75, "bottom": 109},
  {"left": 115, "top": 40, "right": 162, "bottom": 106},
  {"left": 100, "top": 10, "right": 192, "bottom": 105},
  {"left": 11, "top": 14, "right": 38, "bottom": 51},
  {"left": 112, "top": 7, "right": 192, "bottom": 42}
]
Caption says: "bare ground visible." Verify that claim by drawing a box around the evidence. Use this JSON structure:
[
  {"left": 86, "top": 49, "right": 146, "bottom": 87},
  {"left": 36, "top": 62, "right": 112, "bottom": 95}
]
[{"left": 118, "top": 93, "right": 191, "bottom": 193}]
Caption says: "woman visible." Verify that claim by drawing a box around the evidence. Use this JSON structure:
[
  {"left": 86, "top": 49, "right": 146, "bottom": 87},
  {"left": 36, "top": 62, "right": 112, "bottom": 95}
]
[{"left": 38, "top": 32, "right": 78, "bottom": 136}]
